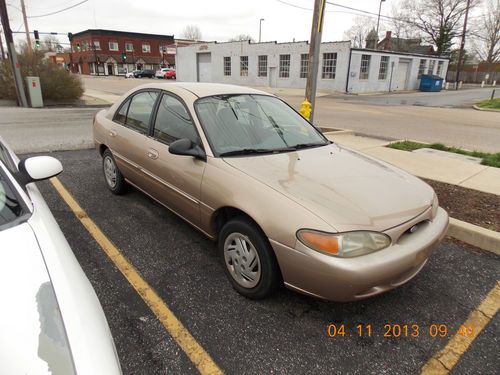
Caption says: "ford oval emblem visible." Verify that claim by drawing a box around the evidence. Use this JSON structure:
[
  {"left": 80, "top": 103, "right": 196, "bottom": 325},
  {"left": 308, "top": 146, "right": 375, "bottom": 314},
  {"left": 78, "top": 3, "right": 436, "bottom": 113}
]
[{"left": 410, "top": 225, "right": 418, "bottom": 233}]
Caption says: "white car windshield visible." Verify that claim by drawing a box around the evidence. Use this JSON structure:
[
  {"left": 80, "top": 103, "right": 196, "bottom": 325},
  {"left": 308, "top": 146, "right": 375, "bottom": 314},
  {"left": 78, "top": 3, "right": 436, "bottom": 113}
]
[{"left": 195, "top": 94, "right": 329, "bottom": 156}]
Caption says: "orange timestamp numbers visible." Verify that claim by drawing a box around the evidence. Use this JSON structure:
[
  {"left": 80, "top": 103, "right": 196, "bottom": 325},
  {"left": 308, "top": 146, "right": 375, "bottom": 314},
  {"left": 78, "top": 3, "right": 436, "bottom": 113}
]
[{"left": 327, "top": 323, "right": 475, "bottom": 338}]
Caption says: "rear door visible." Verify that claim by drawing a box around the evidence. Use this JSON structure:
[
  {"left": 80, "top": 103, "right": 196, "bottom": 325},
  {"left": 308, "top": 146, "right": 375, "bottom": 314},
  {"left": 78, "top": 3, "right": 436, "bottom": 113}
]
[
  {"left": 106, "top": 90, "right": 160, "bottom": 189},
  {"left": 142, "top": 92, "right": 206, "bottom": 226}
]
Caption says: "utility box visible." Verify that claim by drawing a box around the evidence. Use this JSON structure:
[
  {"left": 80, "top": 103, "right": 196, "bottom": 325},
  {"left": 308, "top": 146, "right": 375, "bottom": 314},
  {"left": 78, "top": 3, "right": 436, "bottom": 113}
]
[
  {"left": 25, "top": 76, "right": 43, "bottom": 107},
  {"left": 419, "top": 74, "right": 444, "bottom": 92}
]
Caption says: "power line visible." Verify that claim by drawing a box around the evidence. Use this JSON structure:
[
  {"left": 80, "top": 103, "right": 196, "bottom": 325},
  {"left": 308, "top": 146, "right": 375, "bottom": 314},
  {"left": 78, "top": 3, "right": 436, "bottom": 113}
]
[{"left": 28, "top": 0, "right": 89, "bottom": 18}]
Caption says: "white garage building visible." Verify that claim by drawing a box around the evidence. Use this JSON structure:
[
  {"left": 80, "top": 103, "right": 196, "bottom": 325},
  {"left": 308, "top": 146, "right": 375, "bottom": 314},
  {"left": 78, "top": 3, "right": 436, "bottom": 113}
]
[{"left": 176, "top": 40, "right": 449, "bottom": 94}]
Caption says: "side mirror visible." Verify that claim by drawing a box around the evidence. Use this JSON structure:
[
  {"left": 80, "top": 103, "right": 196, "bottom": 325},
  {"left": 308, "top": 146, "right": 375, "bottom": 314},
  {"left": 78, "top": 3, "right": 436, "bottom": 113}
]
[
  {"left": 169, "top": 138, "right": 206, "bottom": 160},
  {"left": 17, "top": 156, "right": 63, "bottom": 184}
]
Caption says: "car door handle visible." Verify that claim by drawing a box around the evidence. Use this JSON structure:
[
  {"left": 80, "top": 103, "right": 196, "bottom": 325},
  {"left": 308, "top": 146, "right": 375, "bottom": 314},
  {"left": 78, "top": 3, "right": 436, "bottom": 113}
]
[
  {"left": 147, "top": 148, "right": 159, "bottom": 160},
  {"left": 109, "top": 130, "right": 117, "bottom": 137}
]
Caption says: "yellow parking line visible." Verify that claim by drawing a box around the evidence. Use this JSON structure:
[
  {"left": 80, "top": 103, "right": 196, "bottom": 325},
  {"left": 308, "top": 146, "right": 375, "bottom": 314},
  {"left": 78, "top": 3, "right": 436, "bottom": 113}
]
[
  {"left": 50, "top": 177, "right": 223, "bottom": 375},
  {"left": 420, "top": 282, "right": 500, "bottom": 374}
]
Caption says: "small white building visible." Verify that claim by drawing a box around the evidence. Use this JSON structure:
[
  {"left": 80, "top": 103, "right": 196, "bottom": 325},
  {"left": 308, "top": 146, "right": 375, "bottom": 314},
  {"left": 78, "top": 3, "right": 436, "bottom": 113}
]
[{"left": 176, "top": 41, "right": 449, "bottom": 94}]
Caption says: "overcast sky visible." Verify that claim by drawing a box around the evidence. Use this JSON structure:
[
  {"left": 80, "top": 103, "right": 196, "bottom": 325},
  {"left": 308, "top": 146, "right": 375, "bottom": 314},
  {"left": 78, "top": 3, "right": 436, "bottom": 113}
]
[{"left": 5, "top": 0, "right": 399, "bottom": 46}]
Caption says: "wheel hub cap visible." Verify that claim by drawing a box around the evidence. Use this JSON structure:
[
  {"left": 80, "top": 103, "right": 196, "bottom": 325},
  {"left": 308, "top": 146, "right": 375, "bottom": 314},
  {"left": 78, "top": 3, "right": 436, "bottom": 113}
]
[{"left": 224, "top": 233, "right": 261, "bottom": 288}]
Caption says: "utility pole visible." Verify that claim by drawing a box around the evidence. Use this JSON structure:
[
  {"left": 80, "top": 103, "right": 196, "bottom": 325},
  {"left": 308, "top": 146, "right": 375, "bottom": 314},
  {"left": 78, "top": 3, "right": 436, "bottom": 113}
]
[
  {"left": 0, "top": 0, "right": 28, "bottom": 107},
  {"left": 375, "top": 0, "right": 386, "bottom": 48},
  {"left": 0, "top": 29, "right": 5, "bottom": 59},
  {"left": 455, "top": 0, "right": 471, "bottom": 90},
  {"left": 20, "top": 0, "right": 32, "bottom": 54},
  {"left": 304, "top": 0, "right": 326, "bottom": 123}
]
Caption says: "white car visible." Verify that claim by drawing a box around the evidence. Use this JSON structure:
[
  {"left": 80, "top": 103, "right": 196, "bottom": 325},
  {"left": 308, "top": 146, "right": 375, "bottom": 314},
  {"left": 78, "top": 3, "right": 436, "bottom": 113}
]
[
  {"left": 0, "top": 138, "right": 122, "bottom": 374},
  {"left": 155, "top": 67, "right": 169, "bottom": 78},
  {"left": 125, "top": 70, "right": 139, "bottom": 78}
]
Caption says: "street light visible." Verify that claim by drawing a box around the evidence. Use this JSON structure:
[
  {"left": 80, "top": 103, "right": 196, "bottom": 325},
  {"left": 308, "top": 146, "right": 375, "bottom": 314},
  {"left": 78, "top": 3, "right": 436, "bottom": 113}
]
[
  {"left": 375, "top": 0, "right": 385, "bottom": 49},
  {"left": 259, "top": 18, "right": 264, "bottom": 43}
]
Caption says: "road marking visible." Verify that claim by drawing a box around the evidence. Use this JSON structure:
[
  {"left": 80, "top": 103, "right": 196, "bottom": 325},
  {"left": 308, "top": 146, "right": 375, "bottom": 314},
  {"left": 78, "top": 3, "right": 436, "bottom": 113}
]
[
  {"left": 420, "top": 282, "right": 500, "bottom": 374},
  {"left": 50, "top": 177, "right": 223, "bottom": 375}
]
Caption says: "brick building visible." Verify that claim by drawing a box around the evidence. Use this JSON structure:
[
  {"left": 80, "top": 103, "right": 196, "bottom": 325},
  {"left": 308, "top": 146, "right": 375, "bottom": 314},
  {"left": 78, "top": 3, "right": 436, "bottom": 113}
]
[{"left": 68, "top": 29, "right": 176, "bottom": 75}]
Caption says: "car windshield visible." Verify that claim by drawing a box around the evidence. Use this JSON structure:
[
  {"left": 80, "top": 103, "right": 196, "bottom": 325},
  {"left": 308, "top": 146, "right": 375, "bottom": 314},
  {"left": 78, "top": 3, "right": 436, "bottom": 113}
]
[
  {"left": 195, "top": 94, "right": 329, "bottom": 156},
  {"left": 0, "top": 167, "right": 27, "bottom": 230}
]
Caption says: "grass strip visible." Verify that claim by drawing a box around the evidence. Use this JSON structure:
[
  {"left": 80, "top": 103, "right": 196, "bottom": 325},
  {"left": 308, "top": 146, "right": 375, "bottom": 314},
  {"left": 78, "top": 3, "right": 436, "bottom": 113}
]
[
  {"left": 476, "top": 98, "right": 500, "bottom": 109},
  {"left": 387, "top": 141, "right": 500, "bottom": 168}
]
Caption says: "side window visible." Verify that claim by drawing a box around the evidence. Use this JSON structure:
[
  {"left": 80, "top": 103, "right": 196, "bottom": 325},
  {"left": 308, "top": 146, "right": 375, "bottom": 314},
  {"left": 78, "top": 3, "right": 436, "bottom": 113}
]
[
  {"left": 114, "top": 99, "right": 130, "bottom": 125},
  {"left": 124, "top": 91, "right": 158, "bottom": 134},
  {"left": 153, "top": 94, "right": 198, "bottom": 145}
]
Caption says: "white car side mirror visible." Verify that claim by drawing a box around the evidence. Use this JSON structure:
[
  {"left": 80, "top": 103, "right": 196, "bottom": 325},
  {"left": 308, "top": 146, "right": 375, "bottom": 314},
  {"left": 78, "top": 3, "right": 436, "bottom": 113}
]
[{"left": 18, "top": 156, "right": 63, "bottom": 184}]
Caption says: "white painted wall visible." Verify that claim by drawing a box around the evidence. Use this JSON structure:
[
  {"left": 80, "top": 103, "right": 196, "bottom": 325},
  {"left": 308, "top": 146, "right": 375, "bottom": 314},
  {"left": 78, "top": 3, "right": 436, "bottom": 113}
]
[
  {"left": 176, "top": 41, "right": 449, "bottom": 94},
  {"left": 347, "top": 50, "right": 449, "bottom": 93},
  {"left": 176, "top": 40, "right": 351, "bottom": 92}
]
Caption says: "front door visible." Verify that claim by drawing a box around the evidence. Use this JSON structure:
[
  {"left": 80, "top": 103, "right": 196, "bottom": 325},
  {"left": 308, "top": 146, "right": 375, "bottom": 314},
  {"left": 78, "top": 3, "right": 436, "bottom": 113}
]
[
  {"left": 143, "top": 92, "right": 206, "bottom": 226},
  {"left": 395, "top": 60, "right": 410, "bottom": 91},
  {"left": 107, "top": 64, "right": 114, "bottom": 75}
]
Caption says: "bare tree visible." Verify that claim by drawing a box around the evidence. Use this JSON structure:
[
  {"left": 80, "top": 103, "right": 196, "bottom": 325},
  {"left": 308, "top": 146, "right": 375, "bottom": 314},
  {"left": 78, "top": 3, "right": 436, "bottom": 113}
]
[
  {"left": 398, "top": 0, "right": 479, "bottom": 55},
  {"left": 470, "top": 0, "right": 500, "bottom": 63},
  {"left": 390, "top": 1, "right": 417, "bottom": 39},
  {"left": 181, "top": 25, "right": 202, "bottom": 41},
  {"left": 343, "top": 16, "right": 378, "bottom": 48},
  {"left": 42, "top": 35, "right": 61, "bottom": 52},
  {"left": 228, "top": 34, "right": 255, "bottom": 42}
]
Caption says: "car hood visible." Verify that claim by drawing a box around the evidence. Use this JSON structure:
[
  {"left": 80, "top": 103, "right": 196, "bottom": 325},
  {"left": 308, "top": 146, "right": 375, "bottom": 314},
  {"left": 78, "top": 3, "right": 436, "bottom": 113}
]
[
  {"left": 223, "top": 144, "right": 433, "bottom": 232},
  {"left": 0, "top": 223, "right": 75, "bottom": 375}
]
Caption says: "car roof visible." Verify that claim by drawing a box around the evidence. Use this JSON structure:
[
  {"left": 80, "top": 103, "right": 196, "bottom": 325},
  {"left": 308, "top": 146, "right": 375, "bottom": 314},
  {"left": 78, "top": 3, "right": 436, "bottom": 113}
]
[{"left": 134, "top": 82, "right": 272, "bottom": 98}]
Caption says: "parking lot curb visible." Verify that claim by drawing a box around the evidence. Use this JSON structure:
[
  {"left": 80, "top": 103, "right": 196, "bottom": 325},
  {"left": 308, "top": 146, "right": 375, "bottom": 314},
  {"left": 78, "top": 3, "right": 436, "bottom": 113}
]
[
  {"left": 472, "top": 105, "right": 500, "bottom": 112},
  {"left": 448, "top": 218, "right": 500, "bottom": 255}
]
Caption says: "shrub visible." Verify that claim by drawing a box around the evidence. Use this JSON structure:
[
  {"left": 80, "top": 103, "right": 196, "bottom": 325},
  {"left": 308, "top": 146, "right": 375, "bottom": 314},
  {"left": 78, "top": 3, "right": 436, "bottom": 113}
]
[{"left": 0, "top": 47, "right": 83, "bottom": 102}]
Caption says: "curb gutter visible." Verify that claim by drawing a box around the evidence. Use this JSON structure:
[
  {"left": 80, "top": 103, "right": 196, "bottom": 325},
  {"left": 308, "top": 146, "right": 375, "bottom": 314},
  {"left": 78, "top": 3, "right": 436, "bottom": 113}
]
[
  {"left": 448, "top": 218, "right": 500, "bottom": 255},
  {"left": 472, "top": 105, "right": 500, "bottom": 112}
]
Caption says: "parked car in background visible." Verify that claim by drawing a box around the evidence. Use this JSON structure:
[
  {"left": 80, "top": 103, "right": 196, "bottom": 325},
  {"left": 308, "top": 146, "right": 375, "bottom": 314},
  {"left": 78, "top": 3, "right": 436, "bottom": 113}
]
[
  {"left": 125, "top": 70, "right": 140, "bottom": 78},
  {"left": 93, "top": 83, "right": 448, "bottom": 302},
  {"left": 155, "top": 68, "right": 170, "bottom": 78},
  {"left": 164, "top": 69, "right": 176, "bottom": 79},
  {"left": 0, "top": 137, "right": 122, "bottom": 374},
  {"left": 134, "top": 69, "right": 155, "bottom": 78}
]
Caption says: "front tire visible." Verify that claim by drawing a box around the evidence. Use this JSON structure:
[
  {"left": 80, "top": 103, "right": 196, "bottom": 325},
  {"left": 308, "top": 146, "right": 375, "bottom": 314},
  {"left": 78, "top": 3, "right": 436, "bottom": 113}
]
[
  {"left": 102, "top": 149, "right": 127, "bottom": 194},
  {"left": 219, "top": 217, "right": 281, "bottom": 299}
]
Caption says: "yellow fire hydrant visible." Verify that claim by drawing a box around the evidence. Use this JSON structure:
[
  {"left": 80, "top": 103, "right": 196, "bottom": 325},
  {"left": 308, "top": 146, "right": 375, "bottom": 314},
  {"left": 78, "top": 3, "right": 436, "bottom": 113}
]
[{"left": 299, "top": 99, "right": 311, "bottom": 121}]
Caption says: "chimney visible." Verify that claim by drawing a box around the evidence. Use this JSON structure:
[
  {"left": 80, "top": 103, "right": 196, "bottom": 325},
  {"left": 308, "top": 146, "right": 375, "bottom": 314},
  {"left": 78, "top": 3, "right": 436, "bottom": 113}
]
[{"left": 384, "top": 31, "right": 392, "bottom": 50}]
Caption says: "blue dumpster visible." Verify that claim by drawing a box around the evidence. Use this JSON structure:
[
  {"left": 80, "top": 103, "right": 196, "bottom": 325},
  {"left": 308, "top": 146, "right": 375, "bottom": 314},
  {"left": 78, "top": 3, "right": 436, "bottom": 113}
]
[{"left": 419, "top": 74, "right": 444, "bottom": 92}]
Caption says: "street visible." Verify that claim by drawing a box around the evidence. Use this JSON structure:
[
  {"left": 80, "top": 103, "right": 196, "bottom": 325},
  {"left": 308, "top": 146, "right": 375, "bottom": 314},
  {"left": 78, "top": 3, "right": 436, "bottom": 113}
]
[
  {"left": 81, "top": 76, "right": 500, "bottom": 153},
  {"left": 35, "top": 148, "right": 499, "bottom": 375}
]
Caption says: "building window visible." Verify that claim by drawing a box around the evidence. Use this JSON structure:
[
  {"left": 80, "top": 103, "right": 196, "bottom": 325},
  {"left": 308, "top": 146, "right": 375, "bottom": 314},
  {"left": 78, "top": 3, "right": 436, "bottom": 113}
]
[
  {"left": 437, "top": 61, "right": 444, "bottom": 76},
  {"left": 83, "top": 41, "right": 89, "bottom": 51},
  {"left": 258, "top": 55, "right": 267, "bottom": 77},
  {"left": 159, "top": 45, "right": 167, "bottom": 54},
  {"left": 378, "top": 56, "right": 389, "bottom": 80},
  {"left": 322, "top": 52, "right": 337, "bottom": 79},
  {"left": 359, "top": 54, "right": 370, "bottom": 80},
  {"left": 428, "top": 60, "right": 435, "bottom": 75},
  {"left": 125, "top": 42, "right": 134, "bottom": 52},
  {"left": 300, "top": 54, "right": 309, "bottom": 78},
  {"left": 279, "top": 54, "right": 290, "bottom": 78},
  {"left": 418, "top": 59, "right": 426, "bottom": 77},
  {"left": 142, "top": 43, "right": 151, "bottom": 53},
  {"left": 109, "top": 42, "right": 119, "bottom": 51},
  {"left": 93, "top": 40, "right": 100, "bottom": 50},
  {"left": 240, "top": 56, "right": 248, "bottom": 76},
  {"left": 224, "top": 56, "right": 231, "bottom": 76}
]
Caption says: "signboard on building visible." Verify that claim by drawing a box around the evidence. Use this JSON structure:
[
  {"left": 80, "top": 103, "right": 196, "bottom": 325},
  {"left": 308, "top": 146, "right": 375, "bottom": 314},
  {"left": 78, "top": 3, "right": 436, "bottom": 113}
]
[{"left": 166, "top": 46, "right": 176, "bottom": 55}]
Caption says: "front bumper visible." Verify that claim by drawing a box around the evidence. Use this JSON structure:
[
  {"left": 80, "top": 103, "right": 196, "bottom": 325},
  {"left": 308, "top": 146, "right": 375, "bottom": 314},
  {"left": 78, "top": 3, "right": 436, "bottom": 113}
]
[{"left": 271, "top": 207, "right": 449, "bottom": 302}]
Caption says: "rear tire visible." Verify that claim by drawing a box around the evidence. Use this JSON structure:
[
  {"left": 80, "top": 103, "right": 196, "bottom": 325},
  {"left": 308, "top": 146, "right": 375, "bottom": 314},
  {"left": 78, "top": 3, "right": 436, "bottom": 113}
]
[
  {"left": 102, "top": 149, "right": 127, "bottom": 194},
  {"left": 219, "top": 217, "right": 281, "bottom": 299}
]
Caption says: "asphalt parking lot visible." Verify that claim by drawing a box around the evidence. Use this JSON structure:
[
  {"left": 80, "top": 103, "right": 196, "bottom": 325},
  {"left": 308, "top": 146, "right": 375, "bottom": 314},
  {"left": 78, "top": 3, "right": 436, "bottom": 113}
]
[{"left": 33, "top": 148, "right": 499, "bottom": 375}]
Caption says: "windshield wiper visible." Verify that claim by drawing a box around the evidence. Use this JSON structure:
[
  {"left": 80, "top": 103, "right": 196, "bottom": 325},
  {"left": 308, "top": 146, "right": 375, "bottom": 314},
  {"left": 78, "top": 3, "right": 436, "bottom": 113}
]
[
  {"left": 220, "top": 147, "right": 296, "bottom": 157},
  {"left": 290, "top": 142, "right": 329, "bottom": 150}
]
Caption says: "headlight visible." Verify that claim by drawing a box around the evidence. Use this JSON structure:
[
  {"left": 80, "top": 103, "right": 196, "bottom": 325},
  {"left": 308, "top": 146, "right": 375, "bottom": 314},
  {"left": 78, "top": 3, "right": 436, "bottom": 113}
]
[
  {"left": 431, "top": 194, "right": 439, "bottom": 219},
  {"left": 297, "top": 230, "right": 391, "bottom": 258}
]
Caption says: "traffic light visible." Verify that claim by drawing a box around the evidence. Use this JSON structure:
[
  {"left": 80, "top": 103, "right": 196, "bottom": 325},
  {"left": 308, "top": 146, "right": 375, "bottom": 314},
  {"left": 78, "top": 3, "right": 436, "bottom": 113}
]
[
  {"left": 76, "top": 43, "right": 81, "bottom": 51},
  {"left": 121, "top": 52, "right": 126, "bottom": 62},
  {"left": 34, "top": 30, "right": 40, "bottom": 49}
]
